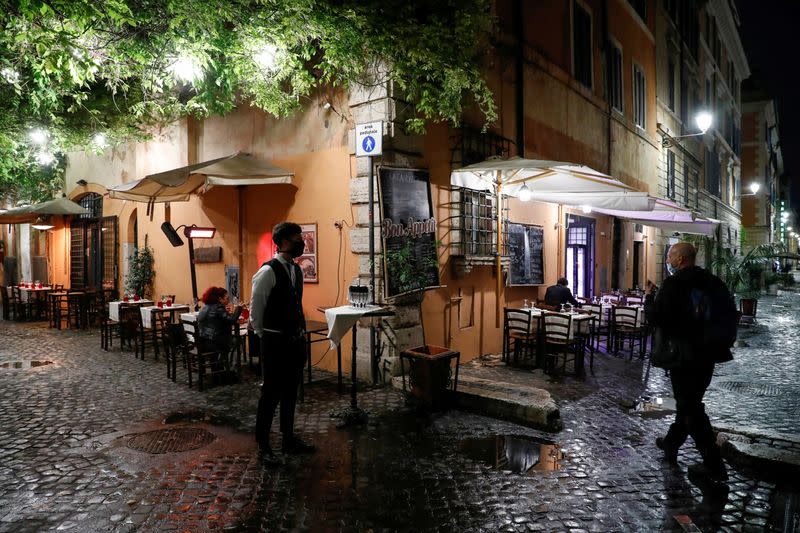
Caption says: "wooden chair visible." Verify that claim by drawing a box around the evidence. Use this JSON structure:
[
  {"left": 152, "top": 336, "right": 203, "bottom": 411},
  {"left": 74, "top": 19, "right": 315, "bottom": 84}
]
[
  {"left": 580, "top": 303, "right": 608, "bottom": 367},
  {"left": 625, "top": 296, "right": 644, "bottom": 306},
  {"left": 163, "top": 322, "right": 192, "bottom": 383},
  {"left": 611, "top": 306, "right": 648, "bottom": 360},
  {"left": 66, "top": 290, "right": 86, "bottom": 329},
  {"left": 181, "top": 319, "right": 226, "bottom": 391},
  {"left": 98, "top": 302, "right": 120, "bottom": 351},
  {"left": 503, "top": 308, "right": 537, "bottom": 366},
  {"left": 11, "top": 287, "right": 29, "bottom": 321},
  {"left": 543, "top": 312, "right": 582, "bottom": 374},
  {"left": 118, "top": 305, "right": 143, "bottom": 356},
  {"left": 1, "top": 287, "right": 14, "bottom": 321}
]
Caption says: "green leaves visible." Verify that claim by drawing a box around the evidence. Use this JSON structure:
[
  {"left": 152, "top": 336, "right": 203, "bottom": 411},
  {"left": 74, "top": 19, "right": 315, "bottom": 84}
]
[{"left": 0, "top": 0, "right": 496, "bottom": 203}]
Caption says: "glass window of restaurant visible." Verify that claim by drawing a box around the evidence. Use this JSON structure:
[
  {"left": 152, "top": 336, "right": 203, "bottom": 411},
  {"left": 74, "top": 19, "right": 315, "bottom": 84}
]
[{"left": 565, "top": 215, "right": 595, "bottom": 298}]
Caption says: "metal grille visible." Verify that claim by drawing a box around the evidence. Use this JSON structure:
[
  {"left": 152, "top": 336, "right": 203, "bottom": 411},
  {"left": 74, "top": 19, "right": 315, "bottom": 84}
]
[
  {"left": 450, "top": 126, "right": 514, "bottom": 168},
  {"left": 101, "top": 216, "right": 117, "bottom": 290},
  {"left": 78, "top": 193, "right": 103, "bottom": 219},
  {"left": 126, "top": 427, "right": 216, "bottom": 454},
  {"left": 717, "top": 381, "right": 783, "bottom": 397},
  {"left": 69, "top": 222, "right": 85, "bottom": 288}
]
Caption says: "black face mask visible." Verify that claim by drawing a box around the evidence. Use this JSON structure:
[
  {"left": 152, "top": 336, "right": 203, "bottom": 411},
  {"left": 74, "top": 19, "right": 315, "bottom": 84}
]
[{"left": 281, "top": 240, "right": 305, "bottom": 258}]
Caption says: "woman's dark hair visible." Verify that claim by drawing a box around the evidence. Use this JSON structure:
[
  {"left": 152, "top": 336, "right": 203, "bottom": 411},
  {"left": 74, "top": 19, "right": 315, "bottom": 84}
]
[
  {"left": 201, "top": 286, "right": 227, "bottom": 305},
  {"left": 272, "top": 222, "right": 302, "bottom": 246}
]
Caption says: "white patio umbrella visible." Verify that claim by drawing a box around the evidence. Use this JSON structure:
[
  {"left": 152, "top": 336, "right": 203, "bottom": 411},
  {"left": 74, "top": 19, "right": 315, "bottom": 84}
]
[
  {"left": 107, "top": 152, "right": 295, "bottom": 289},
  {"left": 0, "top": 197, "right": 89, "bottom": 224},
  {"left": 592, "top": 198, "right": 719, "bottom": 236},
  {"left": 450, "top": 157, "right": 653, "bottom": 326}
]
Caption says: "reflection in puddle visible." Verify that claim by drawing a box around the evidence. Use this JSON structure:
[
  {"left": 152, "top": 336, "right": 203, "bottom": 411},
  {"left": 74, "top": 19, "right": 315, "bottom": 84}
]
[
  {"left": 0, "top": 360, "right": 53, "bottom": 369},
  {"left": 629, "top": 393, "right": 676, "bottom": 418},
  {"left": 458, "top": 435, "right": 565, "bottom": 474}
]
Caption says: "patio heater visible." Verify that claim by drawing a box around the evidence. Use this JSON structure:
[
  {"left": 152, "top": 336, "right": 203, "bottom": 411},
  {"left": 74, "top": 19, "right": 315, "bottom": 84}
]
[{"left": 161, "top": 222, "right": 217, "bottom": 310}]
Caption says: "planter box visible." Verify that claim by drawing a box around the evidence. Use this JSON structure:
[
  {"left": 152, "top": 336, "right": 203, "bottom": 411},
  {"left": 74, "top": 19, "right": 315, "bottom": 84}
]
[{"left": 400, "top": 345, "right": 460, "bottom": 409}]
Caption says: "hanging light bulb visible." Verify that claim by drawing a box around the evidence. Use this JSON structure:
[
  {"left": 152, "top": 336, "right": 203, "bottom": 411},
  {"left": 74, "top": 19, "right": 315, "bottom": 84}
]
[
  {"left": 36, "top": 151, "right": 55, "bottom": 166},
  {"left": 253, "top": 44, "right": 278, "bottom": 70},
  {"left": 518, "top": 182, "right": 532, "bottom": 202},
  {"left": 168, "top": 55, "right": 202, "bottom": 82},
  {"left": 29, "top": 128, "right": 48, "bottom": 145},
  {"left": 581, "top": 205, "right": 593, "bottom": 214},
  {"left": 92, "top": 132, "right": 108, "bottom": 149}
]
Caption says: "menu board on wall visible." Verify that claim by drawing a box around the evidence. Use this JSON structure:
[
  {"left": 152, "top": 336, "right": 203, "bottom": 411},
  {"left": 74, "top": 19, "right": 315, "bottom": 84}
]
[
  {"left": 507, "top": 222, "right": 544, "bottom": 286},
  {"left": 378, "top": 167, "right": 440, "bottom": 297}
]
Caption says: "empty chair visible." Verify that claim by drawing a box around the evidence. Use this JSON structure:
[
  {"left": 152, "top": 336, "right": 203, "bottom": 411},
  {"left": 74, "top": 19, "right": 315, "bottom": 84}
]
[
  {"left": 98, "top": 302, "right": 120, "bottom": 351},
  {"left": 611, "top": 306, "right": 648, "bottom": 359},
  {"left": 503, "top": 308, "right": 537, "bottom": 366},
  {"left": 580, "top": 303, "right": 608, "bottom": 368},
  {"left": 543, "top": 312, "right": 583, "bottom": 374},
  {"left": 2, "top": 287, "right": 14, "bottom": 321}
]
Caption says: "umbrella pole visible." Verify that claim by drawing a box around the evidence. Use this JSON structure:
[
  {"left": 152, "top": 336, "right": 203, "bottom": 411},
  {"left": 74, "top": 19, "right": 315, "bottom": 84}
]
[
  {"left": 238, "top": 186, "right": 244, "bottom": 300},
  {"left": 495, "top": 176, "right": 503, "bottom": 328}
]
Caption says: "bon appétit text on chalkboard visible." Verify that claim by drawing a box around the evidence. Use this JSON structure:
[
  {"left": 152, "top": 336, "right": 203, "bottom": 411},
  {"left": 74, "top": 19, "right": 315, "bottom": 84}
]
[
  {"left": 378, "top": 167, "right": 440, "bottom": 297},
  {"left": 507, "top": 222, "right": 544, "bottom": 286}
]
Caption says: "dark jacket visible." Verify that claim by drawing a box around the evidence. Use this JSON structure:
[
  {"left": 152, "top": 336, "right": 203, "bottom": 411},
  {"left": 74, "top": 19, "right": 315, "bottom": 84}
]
[
  {"left": 544, "top": 284, "right": 580, "bottom": 307},
  {"left": 197, "top": 302, "right": 238, "bottom": 348},
  {"left": 263, "top": 258, "right": 305, "bottom": 337},
  {"left": 645, "top": 265, "right": 735, "bottom": 365}
]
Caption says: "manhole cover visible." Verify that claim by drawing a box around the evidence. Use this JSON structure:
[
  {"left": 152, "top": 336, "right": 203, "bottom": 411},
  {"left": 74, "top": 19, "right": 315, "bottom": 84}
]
[
  {"left": 0, "top": 360, "right": 53, "bottom": 369},
  {"left": 717, "top": 381, "right": 782, "bottom": 397},
  {"left": 126, "top": 427, "right": 216, "bottom": 454}
]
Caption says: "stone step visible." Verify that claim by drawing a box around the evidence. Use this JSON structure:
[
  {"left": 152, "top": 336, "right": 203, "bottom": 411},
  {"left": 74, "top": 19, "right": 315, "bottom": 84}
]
[
  {"left": 391, "top": 373, "right": 562, "bottom": 432},
  {"left": 718, "top": 431, "right": 800, "bottom": 476}
]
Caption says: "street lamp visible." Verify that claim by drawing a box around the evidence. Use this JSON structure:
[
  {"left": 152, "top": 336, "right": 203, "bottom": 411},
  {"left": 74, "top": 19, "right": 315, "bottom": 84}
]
[
  {"left": 737, "top": 182, "right": 761, "bottom": 198},
  {"left": 662, "top": 111, "right": 713, "bottom": 147}
]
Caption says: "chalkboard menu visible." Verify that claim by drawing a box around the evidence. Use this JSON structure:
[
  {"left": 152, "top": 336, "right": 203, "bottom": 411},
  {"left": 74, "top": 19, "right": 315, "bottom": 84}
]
[
  {"left": 378, "top": 167, "right": 440, "bottom": 297},
  {"left": 507, "top": 223, "right": 544, "bottom": 286}
]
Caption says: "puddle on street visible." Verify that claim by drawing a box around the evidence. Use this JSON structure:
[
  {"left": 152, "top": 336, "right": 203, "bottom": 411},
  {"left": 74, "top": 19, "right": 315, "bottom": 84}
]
[
  {"left": 0, "top": 360, "right": 53, "bottom": 369},
  {"left": 458, "top": 434, "right": 566, "bottom": 474}
]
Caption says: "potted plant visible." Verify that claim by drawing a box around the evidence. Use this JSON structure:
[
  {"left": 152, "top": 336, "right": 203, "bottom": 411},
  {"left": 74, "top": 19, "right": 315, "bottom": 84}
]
[
  {"left": 710, "top": 243, "right": 784, "bottom": 317},
  {"left": 125, "top": 246, "right": 155, "bottom": 298}
]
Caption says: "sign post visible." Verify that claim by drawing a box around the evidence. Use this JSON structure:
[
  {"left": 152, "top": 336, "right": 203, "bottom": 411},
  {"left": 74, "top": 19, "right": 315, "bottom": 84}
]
[{"left": 355, "top": 121, "right": 382, "bottom": 384}]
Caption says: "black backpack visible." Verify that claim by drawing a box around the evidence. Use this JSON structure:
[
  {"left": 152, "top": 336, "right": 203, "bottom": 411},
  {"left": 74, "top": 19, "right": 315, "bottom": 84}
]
[{"left": 688, "top": 272, "right": 738, "bottom": 349}]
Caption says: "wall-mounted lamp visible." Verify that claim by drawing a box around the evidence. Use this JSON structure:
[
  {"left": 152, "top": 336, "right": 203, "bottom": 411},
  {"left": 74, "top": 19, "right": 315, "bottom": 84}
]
[
  {"left": 736, "top": 182, "right": 761, "bottom": 198},
  {"left": 76, "top": 179, "right": 88, "bottom": 186},
  {"left": 662, "top": 111, "right": 713, "bottom": 147}
]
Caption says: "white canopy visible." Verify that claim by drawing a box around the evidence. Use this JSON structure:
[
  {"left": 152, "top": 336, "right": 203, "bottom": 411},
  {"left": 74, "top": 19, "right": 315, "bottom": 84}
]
[
  {"left": 592, "top": 198, "right": 719, "bottom": 236},
  {"left": 0, "top": 197, "right": 89, "bottom": 223},
  {"left": 107, "top": 152, "right": 294, "bottom": 203},
  {"left": 450, "top": 157, "right": 653, "bottom": 211}
]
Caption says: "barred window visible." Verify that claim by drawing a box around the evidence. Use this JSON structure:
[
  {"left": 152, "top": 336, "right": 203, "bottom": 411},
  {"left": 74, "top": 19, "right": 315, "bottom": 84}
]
[
  {"left": 633, "top": 64, "right": 646, "bottom": 129},
  {"left": 457, "top": 188, "right": 498, "bottom": 256}
]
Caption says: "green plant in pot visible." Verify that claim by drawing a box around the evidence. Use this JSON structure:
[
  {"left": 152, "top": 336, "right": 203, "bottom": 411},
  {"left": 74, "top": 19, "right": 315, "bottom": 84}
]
[
  {"left": 125, "top": 246, "right": 155, "bottom": 298},
  {"left": 710, "top": 243, "right": 784, "bottom": 316}
]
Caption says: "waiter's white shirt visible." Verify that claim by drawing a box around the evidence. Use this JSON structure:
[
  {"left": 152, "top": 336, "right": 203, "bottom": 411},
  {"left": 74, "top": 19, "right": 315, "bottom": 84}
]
[{"left": 249, "top": 253, "right": 298, "bottom": 336}]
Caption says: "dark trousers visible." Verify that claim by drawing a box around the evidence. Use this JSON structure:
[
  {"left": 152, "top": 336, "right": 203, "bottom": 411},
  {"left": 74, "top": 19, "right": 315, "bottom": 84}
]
[
  {"left": 255, "top": 333, "right": 305, "bottom": 445},
  {"left": 663, "top": 360, "right": 723, "bottom": 467}
]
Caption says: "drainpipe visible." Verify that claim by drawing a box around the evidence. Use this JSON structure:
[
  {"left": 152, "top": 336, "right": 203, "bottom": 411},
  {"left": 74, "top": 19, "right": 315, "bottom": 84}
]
[
  {"left": 514, "top": 0, "right": 524, "bottom": 156},
  {"left": 602, "top": 0, "right": 612, "bottom": 175}
]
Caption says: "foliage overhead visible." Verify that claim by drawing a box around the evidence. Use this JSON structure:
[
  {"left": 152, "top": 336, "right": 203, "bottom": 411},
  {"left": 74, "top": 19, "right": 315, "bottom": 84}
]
[{"left": 0, "top": 0, "right": 496, "bottom": 202}]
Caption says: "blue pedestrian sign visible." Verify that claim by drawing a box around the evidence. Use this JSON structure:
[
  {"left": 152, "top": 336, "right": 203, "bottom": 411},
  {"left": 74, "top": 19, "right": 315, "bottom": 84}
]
[{"left": 355, "top": 122, "right": 383, "bottom": 157}]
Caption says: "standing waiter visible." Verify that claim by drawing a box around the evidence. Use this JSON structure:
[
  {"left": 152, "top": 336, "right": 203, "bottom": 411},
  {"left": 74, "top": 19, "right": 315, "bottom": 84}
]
[{"left": 250, "top": 222, "right": 316, "bottom": 458}]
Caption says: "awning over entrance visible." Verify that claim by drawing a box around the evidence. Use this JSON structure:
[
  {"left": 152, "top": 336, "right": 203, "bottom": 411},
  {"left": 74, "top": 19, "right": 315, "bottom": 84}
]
[
  {"left": 592, "top": 198, "right": 719, "bottom": 236},
  {"left": 107, "top": 152, "right": 294, "bottom": 203},
  {"left": 450, "top": 157, "right": 653, "bottom": 211},
  {"left": 0, "top": 197, "right": 89, "bottom": 224}
]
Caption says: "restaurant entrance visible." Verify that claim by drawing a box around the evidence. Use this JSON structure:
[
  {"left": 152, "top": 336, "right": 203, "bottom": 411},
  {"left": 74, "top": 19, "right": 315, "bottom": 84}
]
[
  {"left": 565, "top": 214, "right": 595, "bottom": 298},
  {"left": 69, "top": 193, "right": 118, "bottom": 291}
]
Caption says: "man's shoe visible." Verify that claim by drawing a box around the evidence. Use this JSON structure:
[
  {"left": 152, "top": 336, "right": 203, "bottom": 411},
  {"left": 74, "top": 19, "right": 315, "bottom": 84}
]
[
  {"left": 656, "top": 437, "right": 678, "bottom": 465},
  {"left": 282, "top": 436, "right": 316, "bottom": 454},
  {"left": 688, "top": 462, "right": 728, "bottom": 482}
]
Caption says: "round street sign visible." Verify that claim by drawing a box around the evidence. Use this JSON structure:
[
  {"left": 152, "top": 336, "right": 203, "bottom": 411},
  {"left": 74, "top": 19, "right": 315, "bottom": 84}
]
[{"left": 355, "top": 122, "right": 383, "bottom": 157}]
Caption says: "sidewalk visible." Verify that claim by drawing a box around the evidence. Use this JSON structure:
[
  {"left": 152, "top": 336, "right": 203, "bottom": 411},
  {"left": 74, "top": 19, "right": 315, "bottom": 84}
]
[{"left": 0, "top": 295, "right": 798, "bottom": 532}]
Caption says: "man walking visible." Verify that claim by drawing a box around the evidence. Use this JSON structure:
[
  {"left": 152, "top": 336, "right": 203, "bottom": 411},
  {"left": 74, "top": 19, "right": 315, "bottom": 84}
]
[
  {"left": 645, "top": 242, "right": 736, "bottom": 482},
  {"left": 251, "top": 222, "right": 315, "bottom": 458}
]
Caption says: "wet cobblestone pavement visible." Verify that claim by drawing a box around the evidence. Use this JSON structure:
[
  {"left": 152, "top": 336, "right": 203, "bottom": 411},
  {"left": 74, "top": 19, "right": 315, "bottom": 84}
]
[{"left": 0, "top": 294, "right": 798, "bottom": 532}]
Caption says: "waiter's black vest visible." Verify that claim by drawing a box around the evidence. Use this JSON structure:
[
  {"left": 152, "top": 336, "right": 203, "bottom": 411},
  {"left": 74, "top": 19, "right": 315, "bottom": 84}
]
[{"left": 263, "top": 258, "right": 305, "bottom": 335}]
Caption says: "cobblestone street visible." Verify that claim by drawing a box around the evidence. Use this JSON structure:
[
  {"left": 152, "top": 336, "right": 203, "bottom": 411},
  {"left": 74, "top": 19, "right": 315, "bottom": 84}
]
[{"left": 1, "top": 294, "right": 799, "bottom": 532}]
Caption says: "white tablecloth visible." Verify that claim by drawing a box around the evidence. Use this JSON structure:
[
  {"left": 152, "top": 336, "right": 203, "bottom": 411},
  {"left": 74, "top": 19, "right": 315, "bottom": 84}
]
[
  {"left": 324, "top": 305, "right": 387, "bottom": 348},
  {"left": 139, "top": 304, "right": 190, "bottom": 329},
  {"left": 108, "top": 300, "right": 153, "bottom": 321}
]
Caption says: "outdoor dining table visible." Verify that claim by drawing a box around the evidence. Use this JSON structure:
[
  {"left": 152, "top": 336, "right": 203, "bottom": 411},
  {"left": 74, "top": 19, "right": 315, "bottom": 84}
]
[
  {"left": 108, "top": 299, "right": 153, "bottom": 322},
  {"left": 18, "top": 286, "right": 53, "bottom": 320},
  {"left": 140, "top": 304, "right": 191, "bottom": 359},
  {"left": 513, "top": 308, "right": 594, "bottom": 369}
]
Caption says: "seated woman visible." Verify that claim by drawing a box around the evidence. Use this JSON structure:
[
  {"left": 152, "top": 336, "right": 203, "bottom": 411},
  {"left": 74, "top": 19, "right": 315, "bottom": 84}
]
[{"left": 197, "top": 287, "right": 240, "bottom": 364}]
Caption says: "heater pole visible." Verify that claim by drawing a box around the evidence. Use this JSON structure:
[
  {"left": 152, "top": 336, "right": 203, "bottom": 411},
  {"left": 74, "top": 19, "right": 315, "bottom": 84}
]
[{"left": 188, "top": 237, "right": 199, "bottom": 310}]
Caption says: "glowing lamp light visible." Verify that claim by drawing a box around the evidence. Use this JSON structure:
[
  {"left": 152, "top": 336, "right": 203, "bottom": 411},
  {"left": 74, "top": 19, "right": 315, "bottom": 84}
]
[
  {"left": 29, "top": 128, "right": 48, "bottom": 145},
  {"left": 695, "top": 111, "right": 713, "bottom": 134},
  {"left": 92, "top": 132, "right": 108, "bottom": 149},
  {"left": 581, "top": 205, "right": 593, "bottom": 214},
  {"left": 32, "top": 223, "right": 54, "bottom": 230},
  {"left": 518, "top": 183, "right": 532, "bottom": 202},
  {"left": 253, "top": 44, "right": 278, "bottom": 70},
  {"left": 169, "top": 56, "right": 201, "bottom": 82},
  {"left": 183, "top": 226, "right": 216, "bottom": 239},
  {"left": 748, "top": 182, "right": 760, "bottom": 194},
  {"left": 1, "top": 67, "right": 20, "bottom": 84},
  {"left": 36, "top": 151, "right": 55, "bottom": 166}
]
